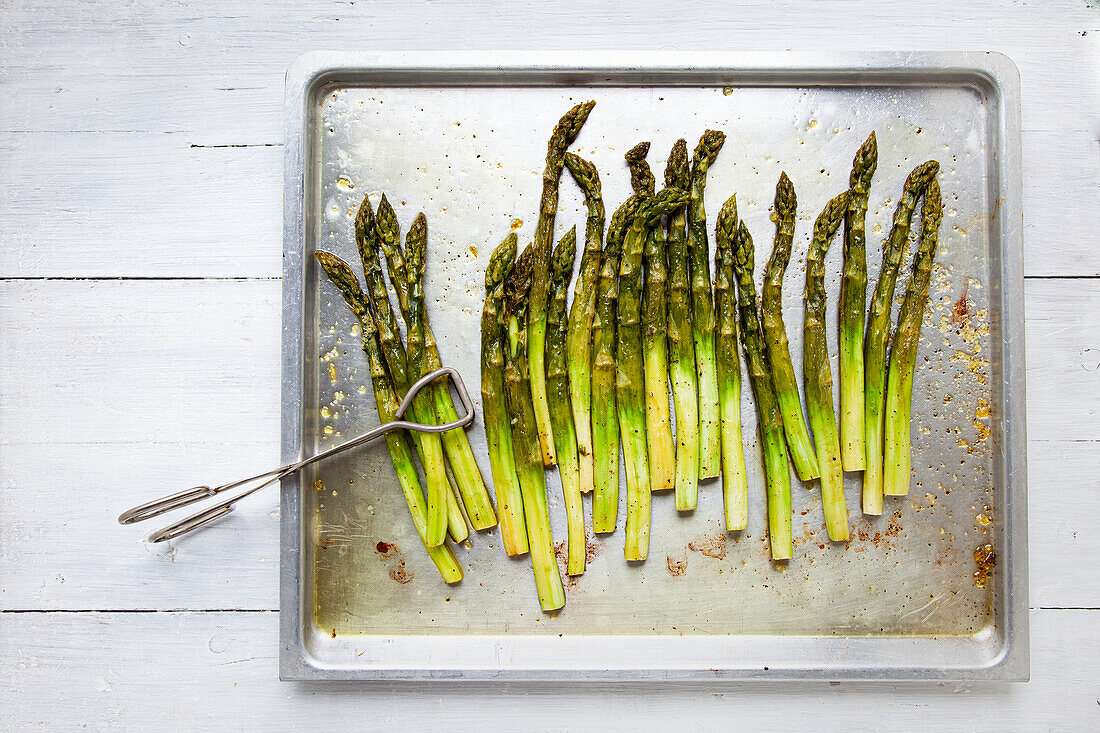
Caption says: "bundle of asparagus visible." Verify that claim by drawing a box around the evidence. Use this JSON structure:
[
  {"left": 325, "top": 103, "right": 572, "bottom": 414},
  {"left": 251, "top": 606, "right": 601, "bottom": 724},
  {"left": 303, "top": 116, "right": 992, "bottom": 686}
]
[{"left": 318, "top": 99, "right": 955, "bottom": 609}]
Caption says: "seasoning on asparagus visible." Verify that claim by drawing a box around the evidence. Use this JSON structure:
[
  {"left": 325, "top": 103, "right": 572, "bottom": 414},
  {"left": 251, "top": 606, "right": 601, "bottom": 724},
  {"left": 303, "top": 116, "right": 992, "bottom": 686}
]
[
  {"left": 621, "top": 188, "right": 690, "bottom": 561},
  {"left": 803, "top": 191, "right": 852, "bottom": 542},
  {"left": 546, "top": 228, "right": 586, "bottom": 574},
  {"left": 732, "top": 222, "right": 793, "bottom": 560},
  {"left": 355, "top": 199, "right": 452, "bottom": 546},
  {"left": 504, "top": 245, "right": 567, "bottom": 611},
  {"left": 863, "top": 160, "right": 940, "bottom": 514},
  {"left": 563, "top": 153, "right": 606, "bottom": 496},
  {"left": 762, "top": 172, "right": 819, "bottom": 482},
  {"left": 314, "top": 251, "right": 462, "bottom": 580},
  {"left": 839, "top": 132, "right": 878, "bottom": 472},
  {"left": 627, "top": 139, "right": 677, "bottom": 495},
  {"left": 664, "top": 140, "right": 700, "bottom": 510},
  {"left": 365, "top": 196, "right": 468, "bottom": 540},
  {"left": 481, "top": 234, "right": 529, "bottom": 557},
  {"left": 642, "top": 183, "right": 676, "bottom": 495},
  {"left": 625, "top": 141, "right": 656, "bottom": 198},
  {"left": 714, "top": 195, "right": 748, "bottom": 531},
  {"left": 528, "top": 101, "right": 597, "bottom": 467},
  {"left": 884, "top": 178, "right": 943, "bottom": 497},
  {"left": 592, "top": 194, "right": 641, "bottom": 533},
  {"left": 689, "top": 130, "right": 726, "bottom": 480},
  {"left": 405, "top": 214, "right": 498, "bottom": 530}
]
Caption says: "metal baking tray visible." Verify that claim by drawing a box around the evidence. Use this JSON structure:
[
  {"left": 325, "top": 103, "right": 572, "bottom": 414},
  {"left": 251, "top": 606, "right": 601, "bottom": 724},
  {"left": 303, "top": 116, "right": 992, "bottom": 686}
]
[{"left": 279, "top": 52, "right": 1027, "bottom": 681}]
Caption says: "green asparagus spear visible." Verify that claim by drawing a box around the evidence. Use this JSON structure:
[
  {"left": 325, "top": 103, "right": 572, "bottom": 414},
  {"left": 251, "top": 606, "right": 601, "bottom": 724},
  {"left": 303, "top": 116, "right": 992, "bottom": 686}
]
[
  {"left": 664, "top": 140, "right": 700, "bottom": 510},
  {"left": 884, "top": 178, "right": 943, "bottom": 497},
  {"left": 733, "top": 222, "right": 793, "bottom": 560},
  {"left": 482, "top": 234, "right": 529, "bottom": 557},
  {"left": 762, "top": 172, "right": 820, "bottom": 481},
  {"left": 374, "top": 196, "right": 493, "bottom": 532},
  {"left": 314, "top": 251, "right": 462, "bottom": 580},
  {"left": 643, "top": 191, "right": 676, "bottom": 495},
  {"left": 804, "top": 191, "right": 852, "bottom": 542},
  {"left": 592, "top": 194, "right": 641, "bottom": 533},
  {"left": 353, "top": 200, "right": 451, "bottom": 546},
  {"left": 627, "top": 140, "right": 677, "bottom": 494},
  {"left": 504, "top": 245, "right": 567, "bottom": 611},
  {"left": 714, "top": 196, "right": 749, "bottom": 531},
  {"left": 405, "top": 214, "right": 498, "bottom": 530},
  {"left": 689, "top": 130, "right": 726, "bottom": 480},
  {"left": 563, "top": 153, "right": 606, "bottom": 496},
  {"left": 839, "top": 132, "right": 878, "bottom": 471},
  {"left": 528, "top": 101, "right": 597, "bottom": 467},
  {"left": 621, "top": 188, "right": 690, "bottom": 561},
  {"left": 863, "top": 160, "right": 940, "bottom": 514},
  {"left": 547, "top": 227, "right": 586, "bottom": 574}
]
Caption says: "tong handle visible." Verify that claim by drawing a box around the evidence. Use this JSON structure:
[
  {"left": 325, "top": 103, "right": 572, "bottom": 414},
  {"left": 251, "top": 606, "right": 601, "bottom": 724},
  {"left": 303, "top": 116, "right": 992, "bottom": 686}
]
[
  {"left": 117, "top": 486, "right": 215, "bottom": 525},
  {"left": 118, "top": 366, "right": 475, "bottom": 541}
]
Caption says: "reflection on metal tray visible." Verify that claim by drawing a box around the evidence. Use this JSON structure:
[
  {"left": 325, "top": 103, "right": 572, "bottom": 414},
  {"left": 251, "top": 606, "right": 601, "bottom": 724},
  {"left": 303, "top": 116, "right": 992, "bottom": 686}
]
[{"left": 280, "top": 52, "right": 1027, "bottom": 681}]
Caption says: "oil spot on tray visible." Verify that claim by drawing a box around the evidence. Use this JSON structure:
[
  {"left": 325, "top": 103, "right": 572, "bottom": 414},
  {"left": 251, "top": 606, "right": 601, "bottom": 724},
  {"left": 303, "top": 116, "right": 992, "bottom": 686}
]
[
  {"left": 973, "top": 543, "right": 996, "bottom": 587},
  {"left": 688, "top": 531, "right": 728, "bottom": 560},
  {"left": 666, "top": 554, "right": 688, "bottom": 576}
]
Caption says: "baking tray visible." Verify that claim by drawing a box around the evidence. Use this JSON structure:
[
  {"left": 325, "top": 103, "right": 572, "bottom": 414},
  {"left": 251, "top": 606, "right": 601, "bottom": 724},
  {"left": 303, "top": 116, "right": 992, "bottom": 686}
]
[{"left": 279, "top": 52, "right": 1027, "bottom": 681}]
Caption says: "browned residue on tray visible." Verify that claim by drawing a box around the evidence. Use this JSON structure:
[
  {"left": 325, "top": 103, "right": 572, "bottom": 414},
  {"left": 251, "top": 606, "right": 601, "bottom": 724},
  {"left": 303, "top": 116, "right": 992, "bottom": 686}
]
[
  {"left": 374, "top": 540, "right": 413, "bottom": 584},
  {"left": 973, "top": 543, "right": 996, "bottom": 587},
  {"left": 666, "top": 554, "right": 688, "bottom": 576},
  {"left": 687, "top": 531, "right": 728, "bottom": 559},
  {"left": 388, "top": 557, "right": 414, "bottom": 584},
  {"left": 951, "top": 281, "right": 973, "bottom": 327}
]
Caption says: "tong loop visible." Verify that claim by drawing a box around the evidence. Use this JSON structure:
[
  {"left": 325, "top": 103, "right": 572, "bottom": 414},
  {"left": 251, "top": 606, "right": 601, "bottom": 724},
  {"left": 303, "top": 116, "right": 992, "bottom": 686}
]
[{"left": 118, "top": 366, "right": 474, "bottom": 543}]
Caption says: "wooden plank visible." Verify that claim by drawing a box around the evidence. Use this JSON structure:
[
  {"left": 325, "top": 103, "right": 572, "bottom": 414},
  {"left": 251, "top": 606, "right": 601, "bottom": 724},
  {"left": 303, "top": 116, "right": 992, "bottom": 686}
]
[
  {"left": 0, "top": 279, "right": 282, "bottom": 611},
  {"left": 0, "top": 1, "right": 1097, "bottom": 276},
  {"left": 1, "top": 278, "right": 1096, "bottom": 610},
  {"left": 0, "top": 132, "right": 283, "bottom": 278},
  {"left": 1, "top": 608, "right": 1098, "bottom": 727}
]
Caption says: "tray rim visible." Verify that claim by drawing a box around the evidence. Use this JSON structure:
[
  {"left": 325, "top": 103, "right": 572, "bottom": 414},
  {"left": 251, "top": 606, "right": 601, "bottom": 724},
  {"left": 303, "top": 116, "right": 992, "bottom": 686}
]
[{"left": 279, "top": 51, "right": 1027, "bottom": 682}]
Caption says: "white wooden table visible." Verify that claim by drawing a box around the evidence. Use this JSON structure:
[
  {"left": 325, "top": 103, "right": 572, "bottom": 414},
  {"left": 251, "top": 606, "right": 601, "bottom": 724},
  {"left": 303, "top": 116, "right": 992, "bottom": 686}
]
[{"left": 2, "top": 1, "right": 1098, "bottom": 729}]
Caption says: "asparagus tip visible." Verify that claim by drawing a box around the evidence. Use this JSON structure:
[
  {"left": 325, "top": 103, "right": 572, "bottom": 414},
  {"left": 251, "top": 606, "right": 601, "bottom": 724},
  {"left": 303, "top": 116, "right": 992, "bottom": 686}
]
[
  {"left": 665, "top": 138, "right": 690, "bottom": 189},
  {"left": 775, "top": 172, "right": 796, "bottom": 216}
]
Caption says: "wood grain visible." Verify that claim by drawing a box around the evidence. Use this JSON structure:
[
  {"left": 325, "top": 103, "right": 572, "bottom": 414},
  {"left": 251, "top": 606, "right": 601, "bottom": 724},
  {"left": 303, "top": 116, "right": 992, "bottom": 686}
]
[{"left": 1, "top": 0, "right": 1098, "bottom": 726}]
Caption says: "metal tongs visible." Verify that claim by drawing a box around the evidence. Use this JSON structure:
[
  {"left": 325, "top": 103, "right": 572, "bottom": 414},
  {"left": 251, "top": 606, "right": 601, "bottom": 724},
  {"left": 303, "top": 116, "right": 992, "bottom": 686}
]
[{"left": 118, "top": 366, "right": 475, "bottom": 543}]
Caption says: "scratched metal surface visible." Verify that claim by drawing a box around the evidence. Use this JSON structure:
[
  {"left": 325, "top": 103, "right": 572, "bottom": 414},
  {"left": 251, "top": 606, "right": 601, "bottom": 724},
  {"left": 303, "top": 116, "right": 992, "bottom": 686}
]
[{"left": 281, "top": 55, "right": 1022, "bottom": 679}]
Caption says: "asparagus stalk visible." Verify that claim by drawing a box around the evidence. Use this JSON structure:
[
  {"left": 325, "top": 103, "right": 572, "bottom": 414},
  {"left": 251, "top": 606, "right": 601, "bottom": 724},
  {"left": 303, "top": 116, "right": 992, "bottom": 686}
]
[
  {"left": 642, "top": 192, "right": 676, "bottom": 495},
  {"left": 405, "top": 214, "right": 498, "bottom": 530},
  {"left": 664, "top": 140, "right": 700, "bottom": 510},
  {"left": 688, "top": 130, "right": 726, "bottom": 480},
  {"left": 374, "top": 196, "right": 495, "bottom": 531},
  {"left": 363, "top": 196, "right": 467, "bottom": 541},
  {"left": 528, "top": 101, "right": 597, "bottom": 467},
  {"left": 620, "top": 188, "right": 690, "bottom": 561},
  {"left": 563, "top": 153, "right": 606, "bottom": 496},
  {"left": 762, "top": 172, "right": 819, "bottom": 481},
  {"left": 481, "top": 234, "right": 529, "bottom": 557},
  {"left": 714, "top": 196, "right": 749, "bottom": 531},
  {"left": 884, "top": 178, "right": 943, "bottom": 497},
  {"left": 863, "top": 160, "right": 940, "bottom": 514},
  {"left": 732, "top": 222, "right": 793, "bottom": 560},
  {"left": 838, "top": 132, "right": 878, "bottom": 471},
  {"left": 547, "top": 227, "right": 586, "bottom": 574},
  {"left": 314, "top": 251, "right": 462, "bottom": 580},
  {"left": 625, "top": 141, "right": 677, "bottom": 496},
  {"left": 354, "top": 200, "right": 451, "bottom": 546},
  {"left": 591, "top": 194, "right": 641, "bottom": 533},
  {"left": 504, "top": 245, "right": 567, "bottom": 611},
  {"left": 803, "top": 191, "right": 852, "bottom": 542}
]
